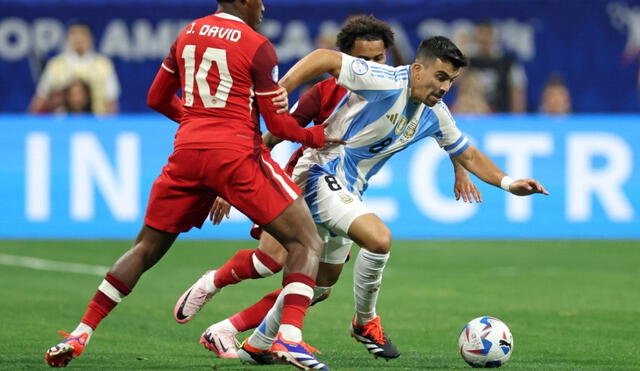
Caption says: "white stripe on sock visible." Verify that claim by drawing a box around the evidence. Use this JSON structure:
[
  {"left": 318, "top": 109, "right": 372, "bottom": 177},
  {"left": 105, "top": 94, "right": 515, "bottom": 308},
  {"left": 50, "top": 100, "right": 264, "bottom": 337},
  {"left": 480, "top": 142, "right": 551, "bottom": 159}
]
[
  {"left": 98, "top": 279, "right": 125, "bottom": 303},
  {"left": 251, "top": 253, "right": 274, "bottom": 277},
  {"left": 282, "top": 282, "right": 313, "bottom": 299}
]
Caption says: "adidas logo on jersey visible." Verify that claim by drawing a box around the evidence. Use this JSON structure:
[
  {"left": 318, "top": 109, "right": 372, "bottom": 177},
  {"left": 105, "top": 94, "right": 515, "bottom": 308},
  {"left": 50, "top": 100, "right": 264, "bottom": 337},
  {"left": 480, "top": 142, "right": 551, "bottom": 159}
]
[{"left": 386, "top": 113, "right": 399, "bottom": 125}]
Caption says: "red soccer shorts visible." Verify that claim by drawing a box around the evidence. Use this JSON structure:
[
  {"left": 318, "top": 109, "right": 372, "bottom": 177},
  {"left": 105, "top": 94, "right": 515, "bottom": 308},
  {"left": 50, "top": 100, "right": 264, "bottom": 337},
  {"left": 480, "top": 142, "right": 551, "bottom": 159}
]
[
  {"left": 144, "top": 146, "right": 301, "bottom": 233},
  {"left": 250, "top": 146, "right": 305, "bottom": 240}
]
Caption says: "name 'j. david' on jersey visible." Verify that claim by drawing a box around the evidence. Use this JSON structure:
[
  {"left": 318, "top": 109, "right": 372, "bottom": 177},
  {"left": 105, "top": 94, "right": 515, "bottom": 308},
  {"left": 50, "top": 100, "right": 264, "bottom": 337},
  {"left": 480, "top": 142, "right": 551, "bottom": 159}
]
[{"left": 293, "top": 53, "right": 470, "bottom": 197}]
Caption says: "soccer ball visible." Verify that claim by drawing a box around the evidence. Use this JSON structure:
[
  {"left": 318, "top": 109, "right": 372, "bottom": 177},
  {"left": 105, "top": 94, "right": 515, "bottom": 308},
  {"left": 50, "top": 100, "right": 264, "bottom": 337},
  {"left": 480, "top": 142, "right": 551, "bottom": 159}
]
[{"left": 458, "top": 316, "right": 513, "bottom": 368}]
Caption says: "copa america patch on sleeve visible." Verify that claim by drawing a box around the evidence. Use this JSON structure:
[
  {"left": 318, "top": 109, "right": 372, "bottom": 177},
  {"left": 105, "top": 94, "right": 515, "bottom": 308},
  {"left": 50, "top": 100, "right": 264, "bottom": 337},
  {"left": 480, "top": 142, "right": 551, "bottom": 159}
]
[
  {"left": 350, "top": 59, "right": 369, "bottom": 75},
  {"left": 271, "top": 65, "right": 279, "bottom": 83}
]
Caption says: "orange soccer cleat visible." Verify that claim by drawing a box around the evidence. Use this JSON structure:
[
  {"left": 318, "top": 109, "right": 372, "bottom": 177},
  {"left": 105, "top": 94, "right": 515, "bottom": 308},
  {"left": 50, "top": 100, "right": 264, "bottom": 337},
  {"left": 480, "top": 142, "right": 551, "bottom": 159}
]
[
  {"left": 45, "top": 331, "right": 90, "bottom": 368},
  {"left": 350, "top": 316, "right": 400, "bottom": 360}
]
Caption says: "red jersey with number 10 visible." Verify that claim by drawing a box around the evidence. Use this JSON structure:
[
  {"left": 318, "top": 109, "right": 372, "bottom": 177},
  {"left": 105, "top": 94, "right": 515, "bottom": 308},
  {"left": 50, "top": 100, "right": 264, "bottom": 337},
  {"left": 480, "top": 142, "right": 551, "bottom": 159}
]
[{"left": 161, "top": 12, "right": 283, "bottom": 150}]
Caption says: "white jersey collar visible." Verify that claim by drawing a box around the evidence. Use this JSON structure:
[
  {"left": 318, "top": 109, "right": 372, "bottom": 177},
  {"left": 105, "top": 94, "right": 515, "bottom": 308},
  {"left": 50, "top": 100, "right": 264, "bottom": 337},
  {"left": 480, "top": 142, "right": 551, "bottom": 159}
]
[{"left": 214, "top": 11, "right": 246, "bottom": 24}]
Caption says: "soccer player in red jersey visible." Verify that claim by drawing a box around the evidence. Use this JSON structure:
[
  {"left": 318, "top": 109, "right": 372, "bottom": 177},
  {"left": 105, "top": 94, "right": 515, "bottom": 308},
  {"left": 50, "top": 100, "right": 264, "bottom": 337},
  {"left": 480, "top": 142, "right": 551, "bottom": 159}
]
[
  {"left": 175, "top": 15, "right": 481, "bottom": 364},
  {"left": 44, "top": 1, "right": 339, "bottom": 369}
]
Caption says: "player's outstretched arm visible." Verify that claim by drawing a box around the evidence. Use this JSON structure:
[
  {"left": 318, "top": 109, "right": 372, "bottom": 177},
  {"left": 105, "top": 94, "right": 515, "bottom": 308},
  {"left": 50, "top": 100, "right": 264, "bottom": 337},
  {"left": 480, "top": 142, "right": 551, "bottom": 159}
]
[
  {"left": 264, "top": 80, "right": 325, "bottom": 150},
  {"left": 147, "top": 66, "right": 183, "bottom": 123},
  {"left": 279, "top": 49, "right": 343, "bottom": 93},
  {"left": 253, "top": 43, "right": 343, "bottom": 148},
  {"left": 454, "top": 145, "right": 549, "bottom": 196},
  {"left": 257, "top": 96, "right": 327, "bottom": 148}
]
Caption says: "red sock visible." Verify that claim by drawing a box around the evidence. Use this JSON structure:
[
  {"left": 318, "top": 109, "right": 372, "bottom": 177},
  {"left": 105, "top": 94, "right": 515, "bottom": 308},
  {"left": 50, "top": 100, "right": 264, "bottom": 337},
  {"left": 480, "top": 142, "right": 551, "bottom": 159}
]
[
  {"left": 230, "top": 289, "right": 282, "bottom": 332},
  {"left": 280, "top": 273, "right": 314, "bottom": 329},
  {"left": 213, "top": 249, "right": 282, "bottom": 288},
  {"left": 80, "top": 273, "right": 131, "bottom": 330}
]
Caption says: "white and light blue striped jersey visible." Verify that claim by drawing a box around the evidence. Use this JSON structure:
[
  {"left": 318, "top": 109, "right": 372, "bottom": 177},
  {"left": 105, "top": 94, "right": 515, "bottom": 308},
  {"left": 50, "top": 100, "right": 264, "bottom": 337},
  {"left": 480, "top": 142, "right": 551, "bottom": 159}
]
[{"left": 292, "top": 53, "right": 470, "bottom": 198}]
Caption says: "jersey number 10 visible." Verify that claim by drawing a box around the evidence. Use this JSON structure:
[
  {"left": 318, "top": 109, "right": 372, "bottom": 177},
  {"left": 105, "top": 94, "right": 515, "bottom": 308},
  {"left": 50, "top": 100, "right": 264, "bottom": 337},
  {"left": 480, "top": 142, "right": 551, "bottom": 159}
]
[{"left": 181, "top": 45, "right": 233, "bottom": 108}]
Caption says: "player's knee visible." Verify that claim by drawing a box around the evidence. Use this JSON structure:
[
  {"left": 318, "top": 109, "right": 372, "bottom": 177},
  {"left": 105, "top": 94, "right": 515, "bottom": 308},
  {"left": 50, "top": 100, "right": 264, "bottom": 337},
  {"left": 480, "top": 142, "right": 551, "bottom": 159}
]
[
  {"left": 317, "top": 262, "right": 342, "bottom": 286},
  {"left": 365, "top": 226, "right": 392, "bottom": 254},
  {"left": 303, "top": 232, "right": 324, "bottom": 256},
  {"left": 316, "top": 272, "right": 339, "bottom": 287}
]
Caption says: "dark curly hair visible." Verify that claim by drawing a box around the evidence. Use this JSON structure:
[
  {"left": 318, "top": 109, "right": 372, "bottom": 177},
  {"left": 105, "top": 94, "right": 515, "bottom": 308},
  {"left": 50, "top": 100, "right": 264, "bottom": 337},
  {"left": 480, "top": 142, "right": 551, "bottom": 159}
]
[
  {"left": 416, "top": 36, "right": 468, "bottom": 68},
  {"left": 336, "top": 15, "right": 395, "bottom": 53}
]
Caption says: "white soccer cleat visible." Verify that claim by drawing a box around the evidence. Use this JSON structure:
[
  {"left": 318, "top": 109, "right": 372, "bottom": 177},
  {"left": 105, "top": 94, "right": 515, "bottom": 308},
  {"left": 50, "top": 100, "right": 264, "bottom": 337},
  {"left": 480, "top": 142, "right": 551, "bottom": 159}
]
[
  {"left": 174, "top": 270, "right": 219, "bottom": 324},
  {"left": 200, "top": 323, "right": 240, "bottom": 359}
]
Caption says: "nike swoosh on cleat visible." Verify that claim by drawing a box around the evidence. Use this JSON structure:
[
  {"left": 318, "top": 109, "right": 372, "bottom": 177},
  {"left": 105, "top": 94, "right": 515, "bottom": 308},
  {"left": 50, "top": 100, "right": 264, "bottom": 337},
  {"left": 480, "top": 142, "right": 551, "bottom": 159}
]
[
  {"left": 175, "top": 289, "right": 192, "bottom": 320},
  {"left": 216, "top": 337, "right": 229, "bottom": 353}
]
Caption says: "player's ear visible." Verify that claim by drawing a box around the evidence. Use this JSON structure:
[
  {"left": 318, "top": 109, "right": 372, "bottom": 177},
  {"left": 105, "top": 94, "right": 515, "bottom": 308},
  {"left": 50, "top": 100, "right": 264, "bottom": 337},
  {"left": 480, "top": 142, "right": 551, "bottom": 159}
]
[{"left": 411, "top": 62, "right": 423, "bottom": 80}]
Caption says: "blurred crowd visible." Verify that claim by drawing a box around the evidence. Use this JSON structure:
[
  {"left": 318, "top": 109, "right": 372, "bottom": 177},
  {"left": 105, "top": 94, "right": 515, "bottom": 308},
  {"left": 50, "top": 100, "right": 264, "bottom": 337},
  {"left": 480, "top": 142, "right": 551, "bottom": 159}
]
[
  {"left": 29, "top": 22, "right": 120, "bottom": 115},
  {"left": 29, "top": 19, "right": 572, "bottom": 116},
  {"left": 448, "top": 21, "right": 572, "bottom": 115}
]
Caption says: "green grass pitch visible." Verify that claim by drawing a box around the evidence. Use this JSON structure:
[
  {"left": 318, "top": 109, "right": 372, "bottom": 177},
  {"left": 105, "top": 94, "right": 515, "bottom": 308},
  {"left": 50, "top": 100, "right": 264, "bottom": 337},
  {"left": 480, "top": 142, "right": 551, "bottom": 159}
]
[{"left": 0, "top": 240, "right": 638, "bottom": 370}]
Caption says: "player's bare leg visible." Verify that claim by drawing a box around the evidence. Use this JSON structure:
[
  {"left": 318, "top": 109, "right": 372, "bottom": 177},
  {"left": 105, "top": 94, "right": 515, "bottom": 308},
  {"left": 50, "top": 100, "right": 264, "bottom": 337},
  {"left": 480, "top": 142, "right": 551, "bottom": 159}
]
[
  {"left": 110, "top": 225, "right": 179, "bottom": 287},
  {"left": 45, "top": 225, "right": 179, "bottom": 367},
  {"left": 347, "top": 213, "right": 400, "bottom": 359}
]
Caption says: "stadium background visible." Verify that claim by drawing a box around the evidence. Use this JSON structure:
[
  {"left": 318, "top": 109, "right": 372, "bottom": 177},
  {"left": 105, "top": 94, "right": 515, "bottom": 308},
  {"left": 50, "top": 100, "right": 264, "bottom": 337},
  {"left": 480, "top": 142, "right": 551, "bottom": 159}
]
[
  {"left": 1, "top": 0, "right": 639, "bottom": 370},
  {"left": 1, "top": 0, "right": 639, "bottom": 239}
]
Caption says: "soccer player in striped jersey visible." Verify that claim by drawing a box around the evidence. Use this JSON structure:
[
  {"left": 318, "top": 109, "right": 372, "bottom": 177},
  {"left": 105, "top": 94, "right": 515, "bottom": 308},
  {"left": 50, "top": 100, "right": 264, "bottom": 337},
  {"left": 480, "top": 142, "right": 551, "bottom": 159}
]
[
  {"left": 236, "top": 35, "right": 547, "bottom": 364},
  {"left": 175, "top": 17, "right": 482, "bottom": 365},
  {"left": 240, "top": 36, "right": 548, "bottom": 360}
]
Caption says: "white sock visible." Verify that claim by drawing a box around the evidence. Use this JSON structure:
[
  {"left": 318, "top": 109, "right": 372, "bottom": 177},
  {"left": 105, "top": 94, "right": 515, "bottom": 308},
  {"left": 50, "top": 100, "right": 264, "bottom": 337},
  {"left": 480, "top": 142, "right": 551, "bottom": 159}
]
[
  {"left": 354, "top": 249, "right": 389, "bottom": 326},
  {"left": 248, "top": 282, "right": 312, "bottom": 346},
  {"left": 277, "top": 282, "right": 313, "bottom": 343},
  {"left": 71, "top": 322, "right": 93, "bottom": 343},
  {"left": 248, "top": 328, "right": 274, "bottom": 351},
  {"left": 215, "top": 318, "right": 238, "bottom": 334},
  {"left": 248, "top": 290, "right": 286, "bottom": 350},
  {"left": 279, "top": 324, "right": 302, "bottom": 342},
  {"left": 205, "top": 270, "right": 217, "bottom": 293}
]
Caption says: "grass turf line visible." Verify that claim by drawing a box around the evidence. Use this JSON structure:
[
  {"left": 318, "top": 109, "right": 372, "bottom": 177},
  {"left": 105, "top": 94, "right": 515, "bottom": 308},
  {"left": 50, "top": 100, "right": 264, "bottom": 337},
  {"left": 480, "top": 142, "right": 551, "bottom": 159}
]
[{"left": 0, "top": 240, "right": 638, "bottom": 370}]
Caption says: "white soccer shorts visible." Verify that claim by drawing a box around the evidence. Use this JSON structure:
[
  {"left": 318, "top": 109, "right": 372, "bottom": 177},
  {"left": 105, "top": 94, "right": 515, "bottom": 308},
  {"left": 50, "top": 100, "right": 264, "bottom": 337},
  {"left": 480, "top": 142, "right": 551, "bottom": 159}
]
[{"left": 297, "top": 171, "right": 370, "bottom": 264}]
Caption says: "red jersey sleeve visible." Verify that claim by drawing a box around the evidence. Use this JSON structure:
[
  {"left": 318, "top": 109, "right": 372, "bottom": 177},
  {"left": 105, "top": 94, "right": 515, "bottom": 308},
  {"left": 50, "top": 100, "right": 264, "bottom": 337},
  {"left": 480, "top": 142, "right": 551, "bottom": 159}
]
[
  {"left": 161, "top": 40, "right": 179, "bottom": 78},
  {"left": 147, "top": 39, "right": 182, "bottom": 122},
  {"left": 251, "top": 41, "right": 325, "bottom": 148},
  {"left": 250, "top": 41, "right": 281, "bottom": 94},
  {"left": 291, "top": 84, "right": 321, "bottom": 127}
]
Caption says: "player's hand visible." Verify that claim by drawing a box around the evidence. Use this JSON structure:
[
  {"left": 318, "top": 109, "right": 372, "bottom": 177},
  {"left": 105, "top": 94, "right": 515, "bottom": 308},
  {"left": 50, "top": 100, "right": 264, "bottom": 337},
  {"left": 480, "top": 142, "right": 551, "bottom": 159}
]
[
  {"left": 454, "top": 173, "right": 482, "bottom": 203},
  {"left": 508, "top": 179, "right": 549, "bottom": 196},
  {"left": 209, "top": 197, "right": 231, "bottom": 225},
  {"left": 321, "top": 121, "right": 346, "bottom": 145},
  {"left": 325, "top": 136, "right": 346, "bottom": 145},
  {"left": 272, "top": 87, "right": 289, "bottom": 114}
]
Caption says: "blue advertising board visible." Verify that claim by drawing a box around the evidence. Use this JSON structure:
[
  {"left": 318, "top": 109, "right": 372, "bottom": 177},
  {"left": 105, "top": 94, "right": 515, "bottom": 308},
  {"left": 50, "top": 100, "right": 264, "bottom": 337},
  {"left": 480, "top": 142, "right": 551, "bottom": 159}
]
[{"left": 1, "top": 114, "right": 638, "bottom": 239}]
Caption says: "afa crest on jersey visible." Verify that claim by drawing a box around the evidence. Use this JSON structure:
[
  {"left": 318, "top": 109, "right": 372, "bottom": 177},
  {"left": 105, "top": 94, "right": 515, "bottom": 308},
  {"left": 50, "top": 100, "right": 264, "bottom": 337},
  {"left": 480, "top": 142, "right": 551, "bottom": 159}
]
[{"left": 350, "top": 59, "right": 369, "bottom": 75}]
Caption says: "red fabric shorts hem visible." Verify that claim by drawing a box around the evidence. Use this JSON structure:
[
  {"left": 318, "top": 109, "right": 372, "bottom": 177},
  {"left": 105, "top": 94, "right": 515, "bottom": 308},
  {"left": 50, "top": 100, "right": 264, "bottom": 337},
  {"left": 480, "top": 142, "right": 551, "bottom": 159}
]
[{"left": 144, "top": 147, "right": 301, "bottom": 233}]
